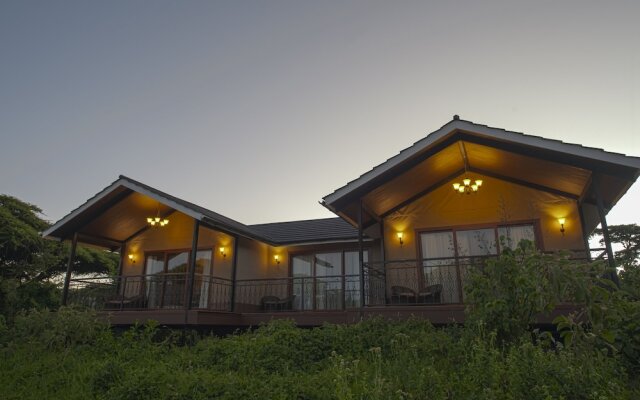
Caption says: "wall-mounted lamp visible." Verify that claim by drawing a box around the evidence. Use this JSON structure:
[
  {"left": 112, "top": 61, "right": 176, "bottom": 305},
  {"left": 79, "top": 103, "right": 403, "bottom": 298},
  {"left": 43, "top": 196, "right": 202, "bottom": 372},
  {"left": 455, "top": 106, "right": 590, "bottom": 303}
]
[
  {"left": 274, "top": 255, "right": 281, "bottom": 265},
  {"left": 219, "top": 246, "right": 227, "bottom": 259},
  {"left": 128, "top": 254, "right": 136, "bottom": 264},
  {"left": 558, "top": 218, "right": 566, "bottom": 236},
  {"left": 397, "top": 232, "right": 404, "bottom": 247}
]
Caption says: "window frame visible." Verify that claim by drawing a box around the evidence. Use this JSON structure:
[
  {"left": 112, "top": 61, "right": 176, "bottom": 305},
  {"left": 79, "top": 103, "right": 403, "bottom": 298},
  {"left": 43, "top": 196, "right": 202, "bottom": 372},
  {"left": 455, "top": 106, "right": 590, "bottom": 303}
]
[
  {"left": 288, "top": 247, "right": 370, "bottom": 311},
  {"left": 415, "top": 220, "right": 543, "bottom": 301},
  {"left": 141, "top": 246, "right": 214, "bottom": 308}
]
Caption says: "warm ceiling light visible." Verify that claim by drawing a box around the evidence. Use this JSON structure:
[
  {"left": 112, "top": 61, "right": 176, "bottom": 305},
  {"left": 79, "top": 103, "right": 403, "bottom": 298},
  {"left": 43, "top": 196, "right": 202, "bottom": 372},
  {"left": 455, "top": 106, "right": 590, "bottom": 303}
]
[
  {"left": 274, "top": 255, "right": 280, "bottom": 265},
  {"left": 128, "top": 254, "right": 136, "bottom": 264},
  {"left": 219, "top": 246, "right": 227, "bottom": 258},
  {"left": 397, "top": 232, "right": 404, "bottom": 247},
  {"left": 147, "top": 212, "right": 169, "bottom": 227},
  {"left": 453, "top": 177, "right": 483, "bottom": 195}
]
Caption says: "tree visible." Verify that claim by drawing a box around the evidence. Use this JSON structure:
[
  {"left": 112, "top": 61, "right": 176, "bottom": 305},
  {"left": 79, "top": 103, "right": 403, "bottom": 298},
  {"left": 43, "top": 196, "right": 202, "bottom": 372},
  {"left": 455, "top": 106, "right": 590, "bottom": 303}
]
[
  {"left": 593, "top": 224, "right": 640, "bottom": 269},
  {"left": 0, "top": 195, "right": 118, "bottom": 319}
]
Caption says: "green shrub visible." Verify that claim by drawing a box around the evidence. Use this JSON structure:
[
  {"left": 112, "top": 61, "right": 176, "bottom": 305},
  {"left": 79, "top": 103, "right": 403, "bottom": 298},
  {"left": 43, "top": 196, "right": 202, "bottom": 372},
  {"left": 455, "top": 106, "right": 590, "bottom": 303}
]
[{"left": 1, "top": 309, "right": 638, "bottom": 399}]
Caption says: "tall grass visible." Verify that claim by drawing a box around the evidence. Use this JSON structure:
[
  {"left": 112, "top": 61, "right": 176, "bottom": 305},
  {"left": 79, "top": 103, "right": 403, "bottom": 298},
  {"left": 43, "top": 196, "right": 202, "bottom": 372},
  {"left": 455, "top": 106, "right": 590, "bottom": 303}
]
[{"left": 0, "top": 308, "right": 636, "bottom": 399}]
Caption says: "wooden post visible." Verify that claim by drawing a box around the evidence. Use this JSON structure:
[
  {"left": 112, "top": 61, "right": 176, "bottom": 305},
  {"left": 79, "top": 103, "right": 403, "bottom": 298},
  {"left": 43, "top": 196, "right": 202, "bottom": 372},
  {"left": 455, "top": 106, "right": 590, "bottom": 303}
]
[
  {"left": 61, "top": 233, "right": 78, "bottom": 306},
  {"left": 358, "top": 200, "right": 365, "bottom": 312},
  {"left": 185, "top": 219, "right": 200, "bottom": 313},
  {"left": 229, "top": 235, "right": 239, "bottom": 312},
  {"left": 593, "top": 175, "right": 619, "bottom": 286},
  {"left": 577, "top": 202, "right": 591, "bottom": 261},
  {"left": 116, "top": 243, "right": 125, "bottom": 294},
  {"left": 379, "top": 218, "right": 386, "bottom": 306}
]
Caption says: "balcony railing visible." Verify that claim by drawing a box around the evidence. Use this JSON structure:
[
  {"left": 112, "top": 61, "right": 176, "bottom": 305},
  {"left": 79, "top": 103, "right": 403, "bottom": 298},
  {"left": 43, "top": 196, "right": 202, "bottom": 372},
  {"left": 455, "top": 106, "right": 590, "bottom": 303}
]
[
  {"left": 68, "top": 273, "right": 233, "bottom": 311},
  {"left": 66, "top": 250, "right": 597, "bottom": 313}
]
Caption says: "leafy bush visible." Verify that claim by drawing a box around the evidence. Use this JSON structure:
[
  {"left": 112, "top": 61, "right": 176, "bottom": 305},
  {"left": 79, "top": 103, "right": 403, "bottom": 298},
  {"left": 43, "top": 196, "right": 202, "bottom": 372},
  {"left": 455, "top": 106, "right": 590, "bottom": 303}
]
[
  {"left": 464, "top": 240, "right": 580, "bottom": 343},
  {"left": 1, "top": 309, "right": 637, "bottom": 399}
]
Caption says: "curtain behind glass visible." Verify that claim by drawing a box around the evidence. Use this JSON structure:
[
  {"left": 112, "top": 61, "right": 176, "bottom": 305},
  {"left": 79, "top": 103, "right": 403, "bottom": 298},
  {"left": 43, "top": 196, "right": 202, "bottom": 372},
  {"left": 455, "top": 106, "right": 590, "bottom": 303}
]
[
  {"left": 194, "top": 250, "right": 213, "bottom": 309},
  {"left": 421, "top": 232, "right": 457, "bottom": 303},
  {"left": 315, "top": 253, "right": 342, "bottom": 310},
  {"left": 498, "top": 225, "right": 535, "bottom": 250},
  {"left": 344, "top": 251, "right": 367, "bottom": 308},
  {"left": 292, "top": 255, "right": 313, "bottom": 310},
  {"left": 164, "top": 252, "right": 189, "bottom": 308},
  {"left": 145, "top": 254, "right": 164, "bottom": 308}
]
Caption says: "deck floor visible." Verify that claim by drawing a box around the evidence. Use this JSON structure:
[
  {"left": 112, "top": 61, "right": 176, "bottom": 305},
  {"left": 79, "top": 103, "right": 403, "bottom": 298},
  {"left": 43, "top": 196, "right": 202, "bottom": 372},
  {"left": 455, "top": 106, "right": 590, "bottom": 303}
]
[{"left": 101, "top": 304, "right": 576, "bottom": 327}]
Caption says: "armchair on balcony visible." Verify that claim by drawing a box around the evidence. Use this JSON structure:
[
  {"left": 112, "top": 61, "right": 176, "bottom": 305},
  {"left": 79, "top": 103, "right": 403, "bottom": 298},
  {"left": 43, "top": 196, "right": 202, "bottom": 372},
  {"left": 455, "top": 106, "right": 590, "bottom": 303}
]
[
  {"left": 418, "top": 284, "right": 443, "bottom": 304},
  {"left": 104, "top": 294, "right": 144, "bottom": 310},
  {"left": 260, "top": 295, "right": 296, "bottom": 312},
  {"left": 390, "top": 286, "right": 417, "bottom": 304}
]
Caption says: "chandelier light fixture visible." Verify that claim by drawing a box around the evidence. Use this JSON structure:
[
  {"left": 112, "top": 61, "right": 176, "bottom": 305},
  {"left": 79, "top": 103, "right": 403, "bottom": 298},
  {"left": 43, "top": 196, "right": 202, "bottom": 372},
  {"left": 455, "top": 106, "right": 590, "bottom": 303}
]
[
  {"left": 147, "top": 206, "right": 169, "bottom": 227},
  {"left": 147, "top": 216, "right": 169, "bottom": 227},
  {"left": 452, "top": 178, "right": 483, "bottom": 195}
]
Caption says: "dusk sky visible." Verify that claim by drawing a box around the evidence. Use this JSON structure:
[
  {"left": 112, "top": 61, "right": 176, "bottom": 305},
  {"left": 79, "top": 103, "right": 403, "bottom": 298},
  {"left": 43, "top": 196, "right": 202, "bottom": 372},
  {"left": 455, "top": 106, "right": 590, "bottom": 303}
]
[{"left": 1, "top": 1, "right": 638, "bottom": 226}]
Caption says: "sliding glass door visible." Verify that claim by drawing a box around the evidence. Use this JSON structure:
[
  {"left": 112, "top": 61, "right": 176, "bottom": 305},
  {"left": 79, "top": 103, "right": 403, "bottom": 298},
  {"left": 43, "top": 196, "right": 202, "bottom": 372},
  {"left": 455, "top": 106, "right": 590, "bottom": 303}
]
[
  {"left": 291, "top": 250, "right": 367, "bottom": 310},
  {"left": 143, "top": 248, "right": 213, "bottom": 309},
  {"left": 420, "top": 223, "right": 536, "bottom": 303}
]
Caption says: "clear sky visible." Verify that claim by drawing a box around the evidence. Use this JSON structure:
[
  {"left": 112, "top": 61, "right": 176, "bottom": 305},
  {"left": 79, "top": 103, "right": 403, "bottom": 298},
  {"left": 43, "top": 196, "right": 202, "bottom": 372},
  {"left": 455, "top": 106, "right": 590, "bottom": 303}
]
[{"left": 1, "top": 1, "right": 638, "bottom": 226}]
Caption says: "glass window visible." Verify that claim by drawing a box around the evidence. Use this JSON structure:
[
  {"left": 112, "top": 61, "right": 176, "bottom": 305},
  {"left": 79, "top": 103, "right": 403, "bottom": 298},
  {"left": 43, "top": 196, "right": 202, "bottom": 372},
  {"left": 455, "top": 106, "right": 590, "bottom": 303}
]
[
  {"left": 145, "top": 254, "right": 164, "bottom": 308},
  {"left": 456, "top": 228, "right": 497, "bottom": 257},
  {"left": 419, "top": 223, "right": 537, "bottom": 304},
  {"left": 498, "top": 225, "right": 536, "bottom": 250},
  {"left": 315, "top": 253, "right": 342, "bottom": 310},
  {"left": 344, "top": 251, "right": 367, "bottom": 308},
  {"left": 421, "top": 231, "right": 458, "bottom": 303},
  {"left": 142, "top": 249, "right": 214, "bottom": 309},
  {"left": 291, "top": 251, "right": 368, "bottom": 311},
  {"left": 292, "top": 255, "right": 313, "bottom": 310},
  {"left": 194, "top": 250, "right": 213, "bottom": 309}
]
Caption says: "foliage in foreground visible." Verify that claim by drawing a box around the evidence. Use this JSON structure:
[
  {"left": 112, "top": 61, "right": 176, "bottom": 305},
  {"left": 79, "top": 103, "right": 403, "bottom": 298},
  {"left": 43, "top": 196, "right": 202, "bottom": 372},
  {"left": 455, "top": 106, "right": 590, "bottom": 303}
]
[
  {"left": 0, "top": 308, "right": 637, "bottom": 400},
  {"left": 0, "top": 194, "right": 119, "bottom": 322}
]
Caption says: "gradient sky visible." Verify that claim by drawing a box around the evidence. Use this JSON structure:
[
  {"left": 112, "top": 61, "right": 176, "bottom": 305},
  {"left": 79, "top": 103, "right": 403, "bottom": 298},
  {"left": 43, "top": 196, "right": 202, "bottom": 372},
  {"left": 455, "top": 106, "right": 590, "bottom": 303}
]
[{"left": 1, "top": 1, "right": 639, "bottom": 226}]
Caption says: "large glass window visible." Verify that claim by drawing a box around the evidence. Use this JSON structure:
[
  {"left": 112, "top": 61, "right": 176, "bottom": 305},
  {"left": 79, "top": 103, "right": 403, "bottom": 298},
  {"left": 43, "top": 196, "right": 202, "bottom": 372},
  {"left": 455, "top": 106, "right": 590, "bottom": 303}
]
[
  {"left": 142, "top": 249, "right": 213, "bottom": 309},
  {"left": 498, "top": 225, "right": 536, "bottom": 250},
  {"left": 420, "top": 223, "right": 537, "bottom": 303},
  {"left": 291, "top": 250, "right": 367, "bottom": 310}
]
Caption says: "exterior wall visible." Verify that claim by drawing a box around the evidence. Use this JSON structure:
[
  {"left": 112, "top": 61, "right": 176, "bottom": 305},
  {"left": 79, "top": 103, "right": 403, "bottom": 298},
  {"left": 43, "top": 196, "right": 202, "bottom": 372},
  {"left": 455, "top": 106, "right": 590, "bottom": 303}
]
[
  {"left": 383, "top": 174, "right": 586, "bottom": 261},
  {"left": 121, "top": 211, "right": 235, "bottom": 279},
  {"left": 233, "top": 239, "right": 380, "bottom": 311}
]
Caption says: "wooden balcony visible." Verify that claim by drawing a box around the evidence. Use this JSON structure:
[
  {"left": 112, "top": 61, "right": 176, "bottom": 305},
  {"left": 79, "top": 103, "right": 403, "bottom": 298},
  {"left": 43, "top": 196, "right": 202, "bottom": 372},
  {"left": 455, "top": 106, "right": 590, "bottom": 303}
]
[{"left": 67, "top": 253, "right": 589, "bottom": 327}]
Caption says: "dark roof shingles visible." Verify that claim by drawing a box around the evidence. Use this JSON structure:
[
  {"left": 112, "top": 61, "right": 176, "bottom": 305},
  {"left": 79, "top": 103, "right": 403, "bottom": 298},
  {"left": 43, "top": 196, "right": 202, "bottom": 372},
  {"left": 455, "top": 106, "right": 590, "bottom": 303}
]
[{"left": 250, "top": 217, "right": 359, "bottom": 245}]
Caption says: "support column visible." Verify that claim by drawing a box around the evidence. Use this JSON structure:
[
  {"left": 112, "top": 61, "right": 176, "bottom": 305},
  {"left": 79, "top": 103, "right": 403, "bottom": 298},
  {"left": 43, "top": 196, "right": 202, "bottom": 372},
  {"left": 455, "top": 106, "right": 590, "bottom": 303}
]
[
  {"left": 593, "top": 175, "right": 619, "bottom": 286},
  {"left": 185, "top": 219, "right": 200, "bottom": 313},
  {"left": 358, "top": 200, "right": 365, "bottom": 312},
  {"left": 378, "top": 218, "right": 386, "bottom": 307},
  {"left": 229, "top": 235, "right": 239, "bottom": 312},
  {"left": 115, "top": 243, "right": 126, "bottom": 294},
  {"left": 577, "top": 202, "right": 591, "bottom": 261},
  {"left": 61, "top": 233, "right": 78, "bottom": 306}
]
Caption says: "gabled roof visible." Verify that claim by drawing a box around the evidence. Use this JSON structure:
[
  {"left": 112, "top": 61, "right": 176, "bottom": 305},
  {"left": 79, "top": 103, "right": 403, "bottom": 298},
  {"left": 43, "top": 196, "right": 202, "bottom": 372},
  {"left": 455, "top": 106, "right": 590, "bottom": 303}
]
[
  {"left": 43, "top": 175, "right": 270, "bottom": 244},
  {"left": 322, "top": 116, "right": 640, "bottom": 221},
  {"left": 250, "top": 217, "right": 360, "bottom": 245},
  {"left": 43, "top": 176, "right": 367, "bottom": 246}
]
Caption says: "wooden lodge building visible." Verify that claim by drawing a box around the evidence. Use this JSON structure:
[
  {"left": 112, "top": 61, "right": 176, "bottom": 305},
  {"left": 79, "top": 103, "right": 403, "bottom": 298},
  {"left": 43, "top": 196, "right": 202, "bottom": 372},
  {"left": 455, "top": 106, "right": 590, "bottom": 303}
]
[{"left": 43, "top": 117, "right": 640, "bottom": 327}]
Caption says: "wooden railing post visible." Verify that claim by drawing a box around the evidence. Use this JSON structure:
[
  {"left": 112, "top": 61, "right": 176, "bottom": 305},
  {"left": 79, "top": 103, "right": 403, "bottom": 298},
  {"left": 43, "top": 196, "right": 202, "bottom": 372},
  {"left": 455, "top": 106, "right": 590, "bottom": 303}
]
[
  {"left": 358, "top": 200, "right": 365, "bottom": 311},
  {"left": 185, "top": 219, "right": 200, "bottom": 314},
  {"left": 593, "top": 175, "right": 619, "bottom": 286},
  {"left": 62, "top": 233, "right": 78, "bottom": 306},
  {"left": 229, "top": 235, "right": 239, "bottom": 312}
]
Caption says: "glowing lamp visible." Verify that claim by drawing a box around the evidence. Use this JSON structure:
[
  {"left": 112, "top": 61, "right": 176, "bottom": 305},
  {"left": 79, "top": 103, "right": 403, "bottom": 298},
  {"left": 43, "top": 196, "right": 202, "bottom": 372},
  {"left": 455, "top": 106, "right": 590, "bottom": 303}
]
[
  {"left": 558, "top": 218, "right": 566, "bottom": 236},
  {"left": 397, "top": 232, "right": 404, "bottom": 247}
]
